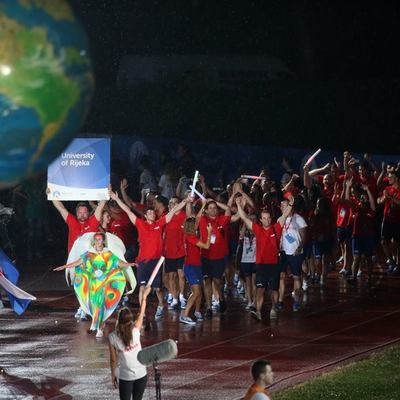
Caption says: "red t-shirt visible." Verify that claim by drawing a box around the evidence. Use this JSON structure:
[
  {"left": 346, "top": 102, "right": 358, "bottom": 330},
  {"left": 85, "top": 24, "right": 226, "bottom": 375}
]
[
  {"left": 66, "top": 214, "right": 99, "bottom": 252},
  {"left": 135, "top": 216, "right": 166, "bottom": 262},
  {"left": 383, "top": 185, "right": 400, "bottom": 223},
  {"left": 109, "top": 212, "right": 135, "bottom": 247},
  {"left": 335, "top": 200, "right": 353, "bottom": 228},
  {"left": 352, "top": 203, "right": 376, "bottom": 237},
  {"left": 164, "top": 211, "right": 186, "bottom": 259},
  {"left": 199, "top": 215, "right": 231, "bottom": 259},
  {"left": 252, "top": 222, "right": 282, "bottom": 265},
  {"left": 184, "top": 233, "right": 201, "bottom": 266}
]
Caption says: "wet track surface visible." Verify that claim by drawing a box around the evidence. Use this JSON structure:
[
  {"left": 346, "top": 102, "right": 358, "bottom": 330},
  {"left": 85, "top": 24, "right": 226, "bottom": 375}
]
[{"left": 1, "top": 270, "right": 400, "bottom": 399}]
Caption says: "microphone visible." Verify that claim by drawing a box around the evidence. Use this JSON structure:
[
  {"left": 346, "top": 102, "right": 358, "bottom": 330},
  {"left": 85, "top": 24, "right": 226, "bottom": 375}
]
[{"left": 137, "top": 339, "right": 178, "bottom": 366}]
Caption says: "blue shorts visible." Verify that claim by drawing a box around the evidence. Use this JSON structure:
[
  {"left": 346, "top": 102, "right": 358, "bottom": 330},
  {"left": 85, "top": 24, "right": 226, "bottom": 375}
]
[
  {"left": 312, "top": 240, "right": 333, "bottom": 259},
  {"left": 137, "top": 259, "right": 162, "bottom": 288},
  {"left": 202, "top": 257, "right": 225, "bottom": 279},
  {"left": 282, "top": 254, "right": 304, "bottom": 277},
  {"left": 337, "top": 226, "right": 352, "bottom": 243},
  {"left": 183, "top": 265, "right": 203, "bottom": 286},
  {"left": 241, "top": 262, "right": 256, "bottom": 277},
  {"left": 352, "top": 236, "right": 374, "bottom": 256}
]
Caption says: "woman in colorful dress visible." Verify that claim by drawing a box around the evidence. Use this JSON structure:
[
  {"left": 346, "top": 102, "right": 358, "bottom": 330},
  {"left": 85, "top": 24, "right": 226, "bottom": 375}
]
[{"left": 54, "top": 232, "right": 136, "bottom": 337}]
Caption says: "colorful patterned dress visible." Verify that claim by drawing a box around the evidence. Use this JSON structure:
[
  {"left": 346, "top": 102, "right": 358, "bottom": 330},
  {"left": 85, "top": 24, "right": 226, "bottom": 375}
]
[{"left": 74, "top": 250, "right": 126, "bottom": 330}]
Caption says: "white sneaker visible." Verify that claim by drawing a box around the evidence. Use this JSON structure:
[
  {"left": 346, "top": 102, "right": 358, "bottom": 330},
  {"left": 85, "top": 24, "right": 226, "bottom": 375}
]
[
  {"left": 95, "top": 329, "right": 103, "bottom": 338},
  {"left": 168, "top": 299, "right": 179, "bottom": 310},
  {"left": 194, "top": 311, "right": 204, "bottom": 321},
  {"left": 270, "top": 307, "right": 277, "bottom": 319},
  {"left": 211, "top": 301, "right": 220, "bottom": 311},
  {"left": 79, "top": 309, "right": 88, "bottom": 320},
  {"left": 179, "top": 315, "right": 196, "bottom": 325},
  {"left": 74, "top": 307, "right": 82, "bottom": 319},
  {"left": 167, "top": 293, "right": 173, "bottom": 304},
  {"left": 180, "top": 297, "right": 187, "bottom": 310},
  {"left": 302, "top": 279, "right": 308, "bottom": 292},
  {"left": 155, "top": 306, "right": 163, "bottom": 320},
  {"left": 291, "top": 290, "right": 295, "bottom": 298}
]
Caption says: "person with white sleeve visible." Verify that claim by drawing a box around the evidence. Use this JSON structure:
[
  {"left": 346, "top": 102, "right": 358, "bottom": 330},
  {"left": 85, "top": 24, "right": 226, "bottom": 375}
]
[{"left": 108, "top": 286, "right": 151, "bottom": 400}]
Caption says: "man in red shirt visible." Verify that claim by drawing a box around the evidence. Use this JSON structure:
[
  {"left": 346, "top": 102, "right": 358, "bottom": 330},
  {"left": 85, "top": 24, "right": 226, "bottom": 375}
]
[
  {"left": 199, "top": 199, "right": 231, "bottom": 317},
  {"left": 236, "top": 197, "right": 290, "bottom": 321},
  {"left": 51, "top": 200, "right": 106, "bottom": 253},
  {"left": 51, "top": 198, "right": 106, "bottom": 319},
  {"left": 378, "top": 170, "right": 400, "bottom": 273},
  {"left": 333, "top": 182, "right": 353, "bottom": 275},
  {"left": 164, "top": 196, "right": 188, "bottom": 310},
  {"left": 346, "top": 183, "right": 376, "bottom": 282},
  {"left": 110, "top": 190, "right": 188, "bottom": 319}
]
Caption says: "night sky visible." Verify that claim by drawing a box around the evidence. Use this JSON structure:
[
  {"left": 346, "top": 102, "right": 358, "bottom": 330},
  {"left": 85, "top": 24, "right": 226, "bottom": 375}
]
[{"left": 70, "top": 0, "right": 400, "bottom": 153}]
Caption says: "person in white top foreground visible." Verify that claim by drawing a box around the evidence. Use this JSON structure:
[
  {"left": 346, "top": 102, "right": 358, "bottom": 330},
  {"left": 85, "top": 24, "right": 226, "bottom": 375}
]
[{"left": 108, "top": 286, "right": 151, "bottom": 400}]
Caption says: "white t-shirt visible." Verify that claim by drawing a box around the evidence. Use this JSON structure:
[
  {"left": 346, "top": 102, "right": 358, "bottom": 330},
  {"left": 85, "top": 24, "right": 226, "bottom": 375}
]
[
  {"left": 140, "top": 169, "right": 157, "bottom": 191},
  {"left": 109, "top": 327, "right": 147, "bottom": 381},
  {"left": 241, "top": 235, "right": 256, "bottom": 263},
  {"left": 280, "top": 213, "right": 307, "bottom": 255},
  {"left": 158, "top": 174, "right": 175, "bottom": 199}
]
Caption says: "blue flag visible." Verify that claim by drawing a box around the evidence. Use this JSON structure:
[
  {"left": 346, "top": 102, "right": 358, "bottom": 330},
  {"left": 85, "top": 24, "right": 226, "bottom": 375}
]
[{"left": 0, "top": 248, "right": 32, "bottom": 315}]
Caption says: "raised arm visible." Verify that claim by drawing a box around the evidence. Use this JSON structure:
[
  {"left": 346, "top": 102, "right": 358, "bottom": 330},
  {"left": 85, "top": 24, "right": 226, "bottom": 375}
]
[
  {"left": 282, "top": 173, "right": 299, "bottom": 194},
  {"left": 199, "top": 175, "right": 217, "bottom": 199},
  {"left": 362, "top": 184, "right": 376, "bottom": 212},
  {"left": 344, "top": 178, "right": 352, "bottom": 202},
  {"left": 53, "top": 258, "right": 83, "bottom": 271},
  {"left": 196, "top": 223, "right": 212, "bottom": 249},
  {"left": 120, "top": 178, "right": 137, "bottom": 209},
  {"left": 51, "top": 199, "right": 69, "bottom": 221},
  {"left": 235, "top": 197, "right": 253, "bottom": 231},
  {"left": 134, "top": 286, "right": 151, "bottom": 330},
  {"left": 277, "top": 201, "right": 293, "bottom": 227},
  {"left": 195, "top": 198, "right": 207, "bottom": 228},
  {"left": 233, "top": 181, "right": 255, "bottom": 209},
  {"left": 110, "top": 190, "right": 137, "bottom": 225},
  {"left": 94, "top": 200, "right": 107, "bottom": 222},
  {"left": 308, "top": 163, "right": 330, "bottom": 178},
  {"left": 214, "top": 199, "right": 231, "bottom": 216},
  {"left": 376, "top": 161, "right": 386, "bottom": 188},
  {"left": 165, "top": 198, "right": 188, "bottom": 223}
]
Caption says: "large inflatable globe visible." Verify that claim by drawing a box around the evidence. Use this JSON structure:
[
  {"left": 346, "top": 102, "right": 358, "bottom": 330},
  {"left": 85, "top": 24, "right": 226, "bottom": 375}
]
[{"left": 0, "top": 0, "right": 94, "bottom": 187}]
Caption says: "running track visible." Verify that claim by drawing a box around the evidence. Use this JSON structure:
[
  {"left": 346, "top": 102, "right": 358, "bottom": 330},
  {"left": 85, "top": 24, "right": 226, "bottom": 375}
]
[{"left": 1, "top": 272, "right": 400, "bottom": 399}]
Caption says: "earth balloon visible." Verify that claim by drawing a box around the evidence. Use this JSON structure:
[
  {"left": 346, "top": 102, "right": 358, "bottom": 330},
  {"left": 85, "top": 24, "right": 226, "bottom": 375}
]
[{"left": 0, "top": 0, "right": 94, "bottom": 187}]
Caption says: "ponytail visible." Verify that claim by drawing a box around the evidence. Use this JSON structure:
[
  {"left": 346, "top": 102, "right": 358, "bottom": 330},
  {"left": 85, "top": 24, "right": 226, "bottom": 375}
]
[{"left": 117, "top": 307, "right": 134, "bottom": 347}]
